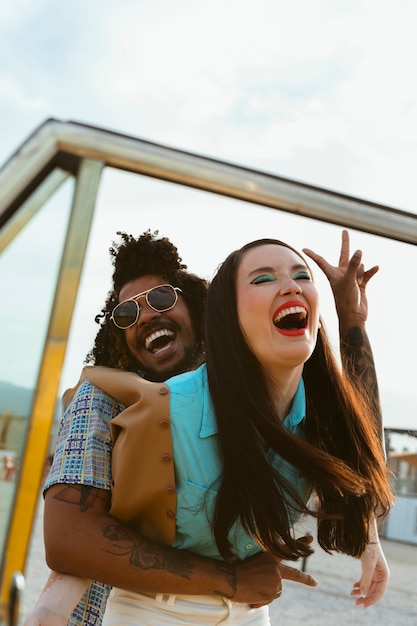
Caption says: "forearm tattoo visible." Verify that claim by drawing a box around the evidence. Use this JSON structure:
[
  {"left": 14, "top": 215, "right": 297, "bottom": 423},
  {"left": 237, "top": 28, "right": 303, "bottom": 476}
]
[
  {"left": 341, "top": 326, "right": 382, "bottom": 437},
  {"left": 53, "top": 485, "right": 107, "bottom": 511},
  {"left": 101, "top": 523, "right": 237, "bottom": 594},
  {"left": 101, "top": 523, "right": 194, "bottom": 579},
  {"left": 52, "top": 487, "right": 237, "bottom": 593}
]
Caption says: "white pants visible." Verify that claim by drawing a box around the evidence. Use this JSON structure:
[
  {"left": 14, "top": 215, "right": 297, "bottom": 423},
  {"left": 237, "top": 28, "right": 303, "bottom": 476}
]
[{"left": 102, "top": 588, "right": 271, "bottom": 625}]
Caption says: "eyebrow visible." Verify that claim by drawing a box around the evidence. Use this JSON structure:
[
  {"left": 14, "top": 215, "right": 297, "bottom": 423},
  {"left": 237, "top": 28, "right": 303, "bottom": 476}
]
[{"left": 246, "top": 263, "right": 308, "bottom": 279}]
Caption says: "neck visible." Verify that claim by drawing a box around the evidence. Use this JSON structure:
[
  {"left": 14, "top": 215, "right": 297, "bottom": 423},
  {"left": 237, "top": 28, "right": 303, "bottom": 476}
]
[{"left": 266, "top": 365, "right": 303, "bottom": 421}]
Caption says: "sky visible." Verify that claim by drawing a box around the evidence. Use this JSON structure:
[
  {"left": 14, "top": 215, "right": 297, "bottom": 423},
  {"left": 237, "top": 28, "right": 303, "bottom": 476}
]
[{"left": 0, "top": 0, "right": 416, "bottom": 444}]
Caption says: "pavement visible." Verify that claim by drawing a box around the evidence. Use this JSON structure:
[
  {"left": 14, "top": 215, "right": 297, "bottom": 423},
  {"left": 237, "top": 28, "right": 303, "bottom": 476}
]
[{"left": 19, "top": 499, "right": 417, "bottom": 625}]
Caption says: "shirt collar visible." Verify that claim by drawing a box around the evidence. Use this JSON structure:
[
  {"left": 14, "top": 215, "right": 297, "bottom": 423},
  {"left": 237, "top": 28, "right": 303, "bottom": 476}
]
[{"left": 283, "top": 377, "right": 306, "bottom": 427}]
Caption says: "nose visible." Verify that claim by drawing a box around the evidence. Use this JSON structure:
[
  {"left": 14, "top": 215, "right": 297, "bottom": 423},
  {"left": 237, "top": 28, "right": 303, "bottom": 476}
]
[
  {"left": 136, "top": 302, "right": 162, "bottom": 326},
  {"left": 278, "top": 278, "right": 302, "bottom": 296}
]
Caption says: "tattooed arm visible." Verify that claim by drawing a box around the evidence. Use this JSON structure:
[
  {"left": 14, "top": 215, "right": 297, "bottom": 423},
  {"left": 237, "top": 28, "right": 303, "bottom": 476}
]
[
  {"left": 303, "top": 230, "right": 383, "bottom": 441},
  {"left": 25, "top": 486, "right": 316, "bottom": 626},
  {"left": 42, "top": 483, "right": 315, "bottom": 602}
]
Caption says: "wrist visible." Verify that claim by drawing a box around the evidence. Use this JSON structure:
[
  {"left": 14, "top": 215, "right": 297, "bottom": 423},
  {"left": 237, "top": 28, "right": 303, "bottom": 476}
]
[
  {"left": 339, "top": 321, "right": 366, "bottom": 344},
  {"left": 214, "top": 561, "right": 236, "bottom": 599}
]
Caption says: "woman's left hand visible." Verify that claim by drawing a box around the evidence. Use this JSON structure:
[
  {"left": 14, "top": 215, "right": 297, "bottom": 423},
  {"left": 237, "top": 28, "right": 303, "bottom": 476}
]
[
  {"left": 303, "top": 228, "right": 379, "bottom": 328},
  {"left": 350, "top": 541, "right": 390, "bottom": 608}
]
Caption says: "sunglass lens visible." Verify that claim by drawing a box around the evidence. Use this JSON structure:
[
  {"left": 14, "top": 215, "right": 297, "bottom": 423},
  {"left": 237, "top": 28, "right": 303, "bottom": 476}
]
[
  {"left": 148, "top": 285, "right": 177, "bottom": 311},
  {"left": 113, "top": 300, "right": 138, "bottom": 328}
]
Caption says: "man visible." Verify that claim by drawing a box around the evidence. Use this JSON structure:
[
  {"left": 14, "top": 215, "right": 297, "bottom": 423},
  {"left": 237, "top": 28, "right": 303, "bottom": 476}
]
[{"left": 25, "top": 229, "right": 382, "bottom": 625}]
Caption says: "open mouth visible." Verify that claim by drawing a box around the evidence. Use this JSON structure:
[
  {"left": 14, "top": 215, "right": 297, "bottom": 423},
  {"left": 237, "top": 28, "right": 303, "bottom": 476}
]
[
  {"left": 144, "top": 329, "right": 175, "bottom": 353},
  {"left": 273, "top": 305, "right": 308, "bottom": 331}
]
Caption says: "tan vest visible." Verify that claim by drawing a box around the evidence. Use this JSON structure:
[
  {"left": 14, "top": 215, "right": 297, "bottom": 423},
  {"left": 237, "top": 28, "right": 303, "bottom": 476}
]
[{"left": 64, "top": 366, "right": 177, "bottom": 545}]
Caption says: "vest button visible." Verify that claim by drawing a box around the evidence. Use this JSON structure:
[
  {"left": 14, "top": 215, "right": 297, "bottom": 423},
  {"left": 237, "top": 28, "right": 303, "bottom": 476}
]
[
  {"left": 159, "top": 419, "right": 169, "bottom": 428},
  {"left": 159, "top": 386, "right": 168, "bottom": 395},
  {"left": 166, "top": 486, "right": 175, "bottom": 494},
  {"left": 162, "top": 453, "right": 172, "bottom": 463},
  {"left": 166, "top": 510, "right": 175, "bottom": 519}
]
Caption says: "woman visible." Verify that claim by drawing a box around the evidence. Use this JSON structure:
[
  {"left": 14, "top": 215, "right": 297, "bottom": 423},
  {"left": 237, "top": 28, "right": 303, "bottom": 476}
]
[{"left": 99, "top": 237, "right": 392, "bottom": 624}]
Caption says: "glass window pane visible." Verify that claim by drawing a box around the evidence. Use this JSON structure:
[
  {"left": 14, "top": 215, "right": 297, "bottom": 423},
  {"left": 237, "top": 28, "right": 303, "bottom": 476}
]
[{"left": 0, "top": 178, "right": 73, "bottom": 558}]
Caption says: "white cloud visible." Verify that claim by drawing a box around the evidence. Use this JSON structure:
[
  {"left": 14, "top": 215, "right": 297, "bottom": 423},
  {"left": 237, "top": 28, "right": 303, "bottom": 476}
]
[{"left": 89, "top": 1, "right": 415, "bottom": 167}]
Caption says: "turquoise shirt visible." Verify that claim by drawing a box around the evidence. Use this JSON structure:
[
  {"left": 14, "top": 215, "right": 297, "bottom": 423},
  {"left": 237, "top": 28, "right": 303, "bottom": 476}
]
[{"left": 167, "top": 364, "right": 311, "bottom": 561}]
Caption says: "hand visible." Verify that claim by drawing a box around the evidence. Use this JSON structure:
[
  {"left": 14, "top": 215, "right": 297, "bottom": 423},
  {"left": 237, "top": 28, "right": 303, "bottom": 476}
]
[
  {"left": 303, "top": 229, "right": 379, "bottom": 328},
  {"left": 277, "top": 533, "right": 317, "bottom": 592},
  {"left": 235, "top": 535, "right": 317, "bottom": 608},
  {"left": 350, "top": 541, "right": 390, "bottom": 608}
]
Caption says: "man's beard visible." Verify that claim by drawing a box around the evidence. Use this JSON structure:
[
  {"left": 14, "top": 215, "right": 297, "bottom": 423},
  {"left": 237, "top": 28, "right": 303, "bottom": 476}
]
[{"left": 141, "top": 343, "right": 204, "bottom": 383}]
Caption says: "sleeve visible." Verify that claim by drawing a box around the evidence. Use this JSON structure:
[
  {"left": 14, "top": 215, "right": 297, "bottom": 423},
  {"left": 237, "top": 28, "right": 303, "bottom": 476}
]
[{"left": 44, "top": 379, "right": 125, "bottom": 492}]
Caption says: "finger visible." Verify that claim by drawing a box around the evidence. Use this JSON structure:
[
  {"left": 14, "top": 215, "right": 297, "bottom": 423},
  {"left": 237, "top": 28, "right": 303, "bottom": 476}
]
[
  {"left": 361, "top": 587, "right": 387, "bottom": 609},
  {"left": 338, "top": 229, "right": 350, "bottom": 268},
  {"left": 279, "top": 563, "right": 318, "bottom": 587},
  {"left": 359, "top": 573, "right": 373, "bottom": 598},
  {"left": 346, "top": 249, "right": 363, "bottom": 276},
  {"left": 297, "top": 533, "right": 314, "bottom": 546},
  {"left": 354, "top": 585, "right": 386, "bottom": 609},
  {"left": 302, "top": 248, "right": 331, "bottom": 275},
  {"left": 350, "top": 581, "right": 361, "bottom": 597},
  {"left": 361, "top": 265, "right": 379, "bottom": 286},
  {"left": 351, "top": 581, "right": 379, "bottom": 608}
]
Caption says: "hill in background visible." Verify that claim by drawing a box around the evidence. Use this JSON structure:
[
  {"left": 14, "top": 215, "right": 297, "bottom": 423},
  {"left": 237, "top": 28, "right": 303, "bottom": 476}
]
[{"left": 0, "top": 380, "right": 34, "bottom": 416}]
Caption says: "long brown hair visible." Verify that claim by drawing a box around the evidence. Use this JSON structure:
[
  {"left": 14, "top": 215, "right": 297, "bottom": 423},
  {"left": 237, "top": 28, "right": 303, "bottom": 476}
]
[{"left": 205, "top": 239, "right": 393, "bottom": 562}]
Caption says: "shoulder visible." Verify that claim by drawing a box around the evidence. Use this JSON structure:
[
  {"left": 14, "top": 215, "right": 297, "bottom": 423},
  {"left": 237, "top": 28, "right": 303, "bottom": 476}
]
[
  {"left": 83, "top": 365, "right": 161, "bottom": 407},
  {"left": 63, "top": 373, "right": 125, "bottom": 416},
  {"left": 166, "top": 363, "right": 207, "bottom": 395}
]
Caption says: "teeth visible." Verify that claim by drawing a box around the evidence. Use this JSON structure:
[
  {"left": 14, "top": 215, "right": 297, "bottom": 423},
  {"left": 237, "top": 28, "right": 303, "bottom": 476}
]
[
  {"left": 145, "top": 329, "right": 174, "bottom": 350},
  {"left": 274, "top": 306, "right": 307, "bottom": 323}
]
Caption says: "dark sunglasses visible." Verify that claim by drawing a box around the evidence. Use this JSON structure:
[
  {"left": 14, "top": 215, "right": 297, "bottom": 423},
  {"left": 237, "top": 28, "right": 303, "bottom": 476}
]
[{"left": 110, "top": 284, "right": 182, "bottom": 329}]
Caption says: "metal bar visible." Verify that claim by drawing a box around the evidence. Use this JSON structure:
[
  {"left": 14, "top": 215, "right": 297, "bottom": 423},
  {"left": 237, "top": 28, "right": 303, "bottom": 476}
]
[
  {"left": 0, "top": 125, "right": 61, "bottom": 217},
  {"left": 0, "top": 158, "right": 104, "bottom": 612},
  {"left": 0, "top": 168, "right": 70, "bottom": 254},
  {"left": 1, "top": 119, "right": 416, "bottom": 245}
]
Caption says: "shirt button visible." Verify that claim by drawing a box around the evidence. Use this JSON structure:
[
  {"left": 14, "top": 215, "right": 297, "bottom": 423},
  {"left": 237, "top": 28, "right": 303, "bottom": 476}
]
[
  {"left": 159, "top": 419, "right": 169, "bottom": 428},
  {"left": 166, "top": 510, "right": 175, "bottom": 519},
  {"left": 162, "top": 453, "right": 172, "bottom": 463},
  {"left": 245, "top": 544, "right": 253, "bottom": 550},
  {"left": 159, "top": 386, "right": 168, "bottom": 395}
]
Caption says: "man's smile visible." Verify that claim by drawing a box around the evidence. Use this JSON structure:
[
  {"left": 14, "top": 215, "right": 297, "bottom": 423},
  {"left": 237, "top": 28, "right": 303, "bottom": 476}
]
[{"left": 144, "top": 328, "right": 175, "bottom": 353}]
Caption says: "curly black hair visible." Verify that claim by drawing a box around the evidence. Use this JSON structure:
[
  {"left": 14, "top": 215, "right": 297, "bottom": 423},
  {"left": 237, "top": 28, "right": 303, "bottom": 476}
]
[{"left": 85, "top": 230, "right": 208, "bottom": 372}]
